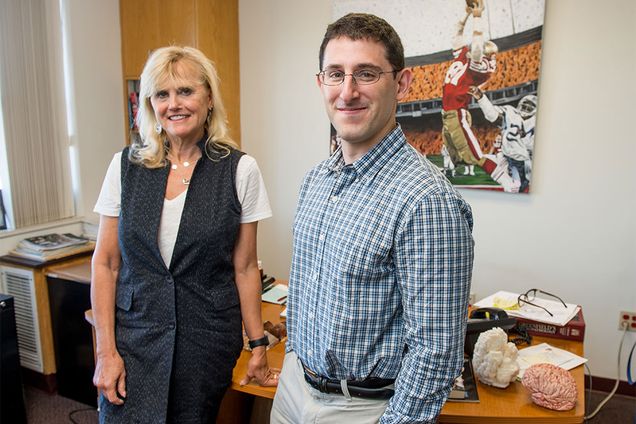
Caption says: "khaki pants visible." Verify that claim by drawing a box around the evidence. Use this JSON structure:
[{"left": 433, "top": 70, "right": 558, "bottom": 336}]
[
  {"left": 270, "top": 351, "right": 389, "bottom": 424},
  {"left": 442, "top": 109, "right": 487, "bottom": 167}
]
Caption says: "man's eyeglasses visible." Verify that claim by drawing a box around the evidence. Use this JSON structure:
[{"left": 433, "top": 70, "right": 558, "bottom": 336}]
[
  {"left": 517, "top": 288, "right": 567, "bottom": 317},
  {"left": 317, "top": 69, "right": 399, "bottom": 86}
]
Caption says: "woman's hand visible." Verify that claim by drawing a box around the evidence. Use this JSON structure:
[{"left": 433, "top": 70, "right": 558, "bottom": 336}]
[
  {"left": 239, "top": 347, "right": 279, "bottom": 387},
  {"left": 93, "top": 350, "right": 127, "bottom": 405}
]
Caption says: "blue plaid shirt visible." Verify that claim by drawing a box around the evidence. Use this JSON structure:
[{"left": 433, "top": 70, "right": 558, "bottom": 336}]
[{"left": 286, "top": 126, "right": 474, "bottom": 423}]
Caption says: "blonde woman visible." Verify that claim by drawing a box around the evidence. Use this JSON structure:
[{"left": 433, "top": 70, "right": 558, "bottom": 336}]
[{"left": 91, "top": 46, "right": 276, "bottom": 423}]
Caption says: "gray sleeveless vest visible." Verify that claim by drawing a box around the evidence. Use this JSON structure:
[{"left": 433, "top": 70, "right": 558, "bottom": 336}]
[{"left": 99, "top": 140, "right": 245, "bottom": 424}]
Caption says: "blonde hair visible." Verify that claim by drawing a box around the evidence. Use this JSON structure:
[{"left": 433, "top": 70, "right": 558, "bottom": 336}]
[{"left": 131, "top": 46, "right": 238, "bottom": 168}]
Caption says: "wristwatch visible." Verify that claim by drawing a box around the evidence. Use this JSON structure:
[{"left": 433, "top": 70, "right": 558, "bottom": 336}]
[{"left": 248, "top": 335, "right": 270, "bottom": 349}]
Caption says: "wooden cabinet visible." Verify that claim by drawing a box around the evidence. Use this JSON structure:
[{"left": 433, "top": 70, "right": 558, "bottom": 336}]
[
  {"left": 119, "top": 0, "right": 240, "bottom": 145},
  {"left": 46, "top": 258, "right": 96, "bottom": 406}
]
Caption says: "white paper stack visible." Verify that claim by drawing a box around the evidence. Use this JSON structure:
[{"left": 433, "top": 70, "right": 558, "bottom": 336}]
[{"left": 473, "top": 291, "right": 580, "bottom": 327}]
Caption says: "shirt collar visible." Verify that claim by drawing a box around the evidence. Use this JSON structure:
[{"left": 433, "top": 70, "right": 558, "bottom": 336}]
[{"left": 323, "top": 125, "right": 406, "bottom": 183}]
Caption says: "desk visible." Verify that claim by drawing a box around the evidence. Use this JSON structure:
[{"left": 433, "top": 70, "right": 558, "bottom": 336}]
[
  {"left": 439, "top": 336, "right": 585, "bottom": 423},
  {"left": 233, "top": 303, "right": 585, "bottom": 424},
  {"left": 87, "top": 275, "right": 584, "bottom": 423}
]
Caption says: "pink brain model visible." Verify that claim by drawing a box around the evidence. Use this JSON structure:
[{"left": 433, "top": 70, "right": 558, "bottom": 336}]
[{"left": 522, "top": 363, "right": 577, "bottom": 411}]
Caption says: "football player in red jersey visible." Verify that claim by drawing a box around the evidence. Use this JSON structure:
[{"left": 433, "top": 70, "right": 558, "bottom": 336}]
[{"left": 441, "top": 0, "right": 519, "bottom": 192}]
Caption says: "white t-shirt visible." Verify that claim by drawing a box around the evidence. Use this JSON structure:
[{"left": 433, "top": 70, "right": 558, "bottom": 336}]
[{"left": 94, "top": 152, "right": 272, "bottom": 266}]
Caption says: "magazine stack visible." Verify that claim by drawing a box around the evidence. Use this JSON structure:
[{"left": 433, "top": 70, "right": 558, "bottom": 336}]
[{"left": 9, "top": 233, "right": 94, "bottom": 263}]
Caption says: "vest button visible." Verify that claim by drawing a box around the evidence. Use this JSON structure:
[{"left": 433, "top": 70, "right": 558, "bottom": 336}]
[{"left": 168, "top": 323, "right": 176, "bottom": 330}]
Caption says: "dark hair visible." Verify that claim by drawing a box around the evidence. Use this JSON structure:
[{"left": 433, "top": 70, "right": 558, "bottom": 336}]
[{"left": 318, "top": 13, "right": 405, "bottom": 72}]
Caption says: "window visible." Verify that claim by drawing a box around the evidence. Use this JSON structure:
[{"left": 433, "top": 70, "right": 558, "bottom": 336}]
[{"left": 0, "top": 0, "right": 74, "bottom": 230}]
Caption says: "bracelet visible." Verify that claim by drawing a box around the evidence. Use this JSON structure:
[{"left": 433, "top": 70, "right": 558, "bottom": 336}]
[{"left": 248, "top": 335, "right": 270, "bottom": 349}]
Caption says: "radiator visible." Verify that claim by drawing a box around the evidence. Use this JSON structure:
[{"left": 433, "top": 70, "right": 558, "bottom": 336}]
[{"left": 0, "top": 266, "right": 44, "bottom": 372}]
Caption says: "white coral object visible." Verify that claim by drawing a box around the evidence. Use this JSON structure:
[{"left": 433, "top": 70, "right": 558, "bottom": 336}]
[{"left": 471, "top": 327, "right": 519, "bottom": 388}]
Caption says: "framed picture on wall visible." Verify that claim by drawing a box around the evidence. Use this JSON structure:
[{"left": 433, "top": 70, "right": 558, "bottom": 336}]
[{"left": 332, "top": 0, "right": 546, "bottom": 194}]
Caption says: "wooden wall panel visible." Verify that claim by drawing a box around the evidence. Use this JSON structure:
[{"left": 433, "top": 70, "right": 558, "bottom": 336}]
[
  {"left": 195, "top": 0, "right": 241, "bottom": 144},
  {"left": 157, "top": 0, "right": 196, "bottom": 51},
  {"left": 120, "top": 0, "right": 160, "bottom": 78},
  {"left": 119, "top": 0, "right": 240, "bottom": 145}
]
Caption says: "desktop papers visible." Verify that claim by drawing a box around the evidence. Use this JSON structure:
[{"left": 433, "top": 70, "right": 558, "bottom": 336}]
[
  {"left": 473, "top": 291, "right": 581, "bottom": 327},
  {"left": 517, "top": 343, "right": 587, "bottom": 379},
  {"left": 262, "top": 284, "right": 288, "bottom": 305}
]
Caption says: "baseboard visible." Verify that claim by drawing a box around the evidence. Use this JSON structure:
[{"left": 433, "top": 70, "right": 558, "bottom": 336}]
[
  {"left": 586, "top": 375, "right": 636, "bottom": 397},
  {"left": 21, "top": 368, "right": 56, "bottom": 394}
]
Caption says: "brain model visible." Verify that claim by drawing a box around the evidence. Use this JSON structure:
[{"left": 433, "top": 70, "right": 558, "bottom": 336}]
[
  {"left": 522, "top": 363, "right": 577, "bottom": 411},
  {"left": 471, "top": 327, "right": 519, "bottom": 388}
]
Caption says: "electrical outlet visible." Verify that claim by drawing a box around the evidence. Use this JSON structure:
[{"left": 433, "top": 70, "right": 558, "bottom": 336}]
[
  {"left": 469, "top": 292, "right": 476, "bottom": 305},
  {"left": 618, "top": 311, "right": 636, "bottom": 331}
]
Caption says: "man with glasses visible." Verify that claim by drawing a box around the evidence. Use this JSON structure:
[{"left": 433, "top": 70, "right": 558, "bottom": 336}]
[{"left": 271, "top": 13, "right": 474, "bottom": 423}]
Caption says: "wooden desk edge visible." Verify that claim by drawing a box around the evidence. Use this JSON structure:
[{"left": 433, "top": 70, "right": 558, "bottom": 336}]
[
  {"left": 230, "top": 381, "right": 276, "bottom": 400},
  {"left": 230, "top": 283, "right": 287, "bottom": 400}
]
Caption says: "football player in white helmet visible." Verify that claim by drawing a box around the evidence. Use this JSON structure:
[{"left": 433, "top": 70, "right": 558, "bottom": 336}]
[
  {"left": 517, "top": 95, "right": 538, "bottom": 119},
  {"left": 469, "top": 86, "right": 537, "bottom": 193}
]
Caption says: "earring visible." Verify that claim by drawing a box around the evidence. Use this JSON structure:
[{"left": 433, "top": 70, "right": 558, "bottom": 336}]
[
  {"left": 155, "top": 122, "right": 162, "bottom": 134},
  {"left": 207, "top": 107, "right": 213, "bottom": 119}
]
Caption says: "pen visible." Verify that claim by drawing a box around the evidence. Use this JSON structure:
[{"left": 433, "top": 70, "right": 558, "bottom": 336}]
[{"left": 277, "top": 295, "right": 287, "bottom": 302}]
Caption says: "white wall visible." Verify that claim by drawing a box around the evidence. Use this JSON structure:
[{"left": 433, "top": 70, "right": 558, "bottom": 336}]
[
  {"left": 62, "top": 0, "right": 125, "bottom": 224},
  {"left": 240, "top": 0, "right": 636, "bottom": 380},
  {"left": 239, "top": 0, "right": 332, "bottom": 282}
]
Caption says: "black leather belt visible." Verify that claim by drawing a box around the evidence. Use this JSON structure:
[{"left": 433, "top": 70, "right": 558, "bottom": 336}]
[{"left": 301, "top": 363, "right": 395, "bottom": 399}]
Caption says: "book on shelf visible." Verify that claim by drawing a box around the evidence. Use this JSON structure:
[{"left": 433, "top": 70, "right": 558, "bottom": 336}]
[
  {"left": 515, "top": 307, "right": 586, "bottom": 342},
  {"left": 447, "top": 358, "right": 479, "bottom": 402},
  {"left": 129, "top": 91, "right": 139, "bottom": 130}
]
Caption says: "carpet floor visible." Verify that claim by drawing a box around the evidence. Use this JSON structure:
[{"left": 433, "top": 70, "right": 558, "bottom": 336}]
[{"left": 23, "top": 386, "right": 635, "bottom": 423}]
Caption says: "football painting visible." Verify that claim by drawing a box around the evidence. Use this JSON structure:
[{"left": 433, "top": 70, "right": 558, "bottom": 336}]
[{"left": 332, "top": 0, "right": 546, "bottom": 193}]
